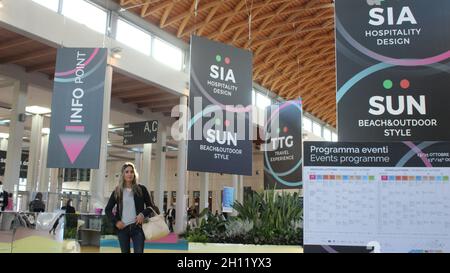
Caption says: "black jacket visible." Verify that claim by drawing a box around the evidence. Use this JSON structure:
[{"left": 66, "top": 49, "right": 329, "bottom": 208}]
[
  {"left": 0, "top": 190, "right": 8, "bottom": 211},
  {"left": 61, "top": 206, "right": 76, "bottom": 214},
  {"left": 105, "top": 184, "right": 160, "bottom": 227}
]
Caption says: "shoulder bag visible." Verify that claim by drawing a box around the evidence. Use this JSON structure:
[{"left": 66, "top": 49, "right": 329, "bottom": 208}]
[{"left": 142, "top": 206, "right": 170, "bottom": 241}]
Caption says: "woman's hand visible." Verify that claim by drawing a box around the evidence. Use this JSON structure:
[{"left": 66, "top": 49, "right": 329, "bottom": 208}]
[
  {"left": 135, "top": 213, "right": 145, "bottom": 225},
  {"left": 115, "top": 221, "right": 125, "bottom": 230}
]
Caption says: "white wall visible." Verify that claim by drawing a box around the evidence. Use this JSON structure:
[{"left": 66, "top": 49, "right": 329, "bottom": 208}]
[{"left": 0, "top": 0, "right": 188, "bottom": 96}]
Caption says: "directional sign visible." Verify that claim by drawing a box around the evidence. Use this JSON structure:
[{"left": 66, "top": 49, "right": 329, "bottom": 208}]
[{"left": 123, "top": 120, "right": 159, "bottom": 145}]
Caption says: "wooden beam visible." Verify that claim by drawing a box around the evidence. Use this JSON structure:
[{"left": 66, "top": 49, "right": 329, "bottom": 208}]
[
  {"left": 0, "top": 48, "right": 55, "bottom": 64},
  {"left": 163, "top": 0, "right": 223, "bottom": 28},
  {"left": 197, "top": 4, "right": 221, "bottom": 36},
  {"left": 177, "top": 1, "right": 196, "bottom": 38},
  {"left": 150, "top": 106, "right": 174, "bottom": 113},
  {"left": 0, "top": 37, "right": 33, "bottom": 51},
  {"left": 136, "top": 95, "right": 179, "bottom": 107},
  {"left": 25, "top": 62, "right": 55, "bottom": 73},
  {"left": 112, "top": 88, "right": 163, "bottom": 99},
  {"left": 112, "top": 82, "right": 148, "bottom": 93},
  {"left": 146, "top": 99, "right": 179, "bottom": 109},
  {"left": 122, "top": 93, "right": 175, "bottom": 103},
  {"left": 160, "top": 3, "right": 174, "bottom": 27}
]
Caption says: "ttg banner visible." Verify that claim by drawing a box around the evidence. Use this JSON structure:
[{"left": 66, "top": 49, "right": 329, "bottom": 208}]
[
  {"left": 47, "top": 48, "right": 107, "bottom": 169},
  {"left": 187, "top": 35, "right": 253, "bottom": 175},
  {"left": 263, "top": 100, "right": 303, "bottom": 189},
  {"left": 336, "top": 0, "right": 450, "bottom": 141}
]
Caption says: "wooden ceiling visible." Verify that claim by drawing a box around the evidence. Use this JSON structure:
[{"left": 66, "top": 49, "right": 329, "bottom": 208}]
[
  {"left": 117, "top": 0, "right": 336, "bottom": 126},
  {"left": 0, "top": 27, "right": 178, "bottom": 116}
]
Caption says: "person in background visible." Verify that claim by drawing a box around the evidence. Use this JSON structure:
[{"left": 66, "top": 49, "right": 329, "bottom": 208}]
[
  {"left": 49, "top": 199, "right": 76, "bottom": 235},
  {"left": 105, "top": 162, "right": 160, "bottom": 253},
  {"left": 165, "top": 203, "right": 176, "bottom": 233},
  {"left": 61, "top": 199, "right": 76, "bottom": 214},
  {"left": 0, "top": 181, "right": 9, "bottom": 212},
  {"left": 29, "top": 192, "right": 45, "bottom": 213},
  {"left": 5, "top": 193, "right": 13, "bottom": 211}
]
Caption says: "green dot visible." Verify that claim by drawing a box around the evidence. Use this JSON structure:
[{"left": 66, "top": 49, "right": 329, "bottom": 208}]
[
  {"left": 383, "top": 80, "right": 393, "bottom": 90},
  {"left": 215, "top": 119, "right": 221, "bottom": 125},
  {"left": 277, "top": 128, "right": 280, "bottom": 134},
  {"left": 216, "top": 55, "right": 222, "bottom": 62}
]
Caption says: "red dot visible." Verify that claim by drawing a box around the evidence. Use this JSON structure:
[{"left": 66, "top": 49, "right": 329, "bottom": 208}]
[
  {"left": 225, "top": 57, "right": 231, "bottom": 65},
  {"left": 283, "top": 127, "right": 288, "bottom": 133},
  {"left": 400, "top": 79, "right": 410, "bottom": 89},
  {"left": 224, "top": 120, "right": 231, "bottom": 127}
]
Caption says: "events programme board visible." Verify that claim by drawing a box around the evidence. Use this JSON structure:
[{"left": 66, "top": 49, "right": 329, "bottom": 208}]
[{"left": 303, "top": 141, "right": 450, "bottom": 253}]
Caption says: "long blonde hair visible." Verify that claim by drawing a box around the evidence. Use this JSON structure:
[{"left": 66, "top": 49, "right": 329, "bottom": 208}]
[{"left": 115, "top": 162, "right": 142, "bottom": 202}]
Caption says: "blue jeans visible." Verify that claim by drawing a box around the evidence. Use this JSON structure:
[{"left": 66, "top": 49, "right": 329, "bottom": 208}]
[{"left": 117, "top": 223, "right": 145, "bottom": 253}]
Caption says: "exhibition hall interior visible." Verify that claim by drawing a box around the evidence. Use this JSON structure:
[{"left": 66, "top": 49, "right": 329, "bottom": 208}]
[{"left": 0, "top": 0, "right": 448, "bottom": 254}]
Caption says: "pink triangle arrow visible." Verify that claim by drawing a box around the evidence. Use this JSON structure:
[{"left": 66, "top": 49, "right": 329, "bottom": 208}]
[{"left": 59, "top": 134, "right": 91, "bottom": 164}]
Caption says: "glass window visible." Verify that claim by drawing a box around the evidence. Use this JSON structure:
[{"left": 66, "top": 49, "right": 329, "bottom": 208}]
[
  {"left": 323, "top": 128, "right": 332, "bottom": 141},
  {"left": 153, "top": 38, "right": 183, "bottom": 70},
  {"left": 62, "top": 0, "right": 108, "bottom": 34},
  {"left": 256, "top": 93, "right": 271, "bottom": 109},
  {"left": 116, "top": 19, "right": 151, "bottom": 55},
  {"left": 252, "top": 89, "right": 256, "bottom": 105},
  {"left": 332, "top": 132, "right": 338, "bottom": 142},
  {"left": 32, "top": 0, "right": 59, "bottom": 12},
  {"left": 79, "top": 169, "right": 90, "bottom": 181},
  {"left": 303, "top": 117, "right": 312, "bottom": 132},
  {"left": 312, "top": 122, "right": 322, "bottom": 137}
]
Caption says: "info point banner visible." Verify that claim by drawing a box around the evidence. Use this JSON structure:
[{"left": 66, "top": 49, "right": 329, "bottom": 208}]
[
  {"left": 263, "top": 100, "right": 303, "bottom": 190},
  {"left": 47, "top": 48, "right": 107, "bottom": 169},
  {"left": 187, "top": 35, "right": 253, "bottom": 176},
  {"left": 336, "top": 0, "right": 450, "bottom": 141}
]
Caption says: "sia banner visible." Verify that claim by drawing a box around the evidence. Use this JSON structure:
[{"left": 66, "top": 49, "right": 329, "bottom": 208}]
[
  {"left": 47, "top": 48, "right": 107, "bottom": 169},
  {"left": 188, "top": 36, "right": 253, "bottom": 175},
  {"left": 303, "top": 141, "right": 450, "bottom": 253},
  {"left": 336, "top": 0, "right": 450, "bottom": 141},
  {"left": 264, "top": 100, "right": 303, "bottom": 189}
]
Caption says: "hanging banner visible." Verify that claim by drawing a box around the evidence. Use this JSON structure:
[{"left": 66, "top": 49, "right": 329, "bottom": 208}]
[
  {"left": 187, "top": 35, "right": 253, "bottom": 175},
  {"left": 47, "top": 48, "right": 107, "bottom": 169},
  {"left": 336, "top": 0, "right": 450, "bottom": 141},
  {"left": 222, "top": 187, "right": 235, "bottom": 213},
  {"left": 263, "top": 99, "right": 303, "bottom": 189},
  {"left": 303, "top": 141, "right": 450, "bottom": 253}
]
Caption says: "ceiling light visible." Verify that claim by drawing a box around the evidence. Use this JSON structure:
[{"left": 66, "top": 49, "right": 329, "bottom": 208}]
[
  {"left": 0, "top": 119, "right": 10, "bottom": 125},
  {"left": 26, "top": 106, "right": 51, "bottom": 115},
  {"left": 0, "top": 133, "right": 9, "bottom": 139},
  {"left": 111, "top": 47, "right": 122, "bottom": 59},
  {"left": 0, "top": 1, "right": 4, "bottom": 9},
  {"left": 42, "top": 128, "right": 50, "bottom": 135}
]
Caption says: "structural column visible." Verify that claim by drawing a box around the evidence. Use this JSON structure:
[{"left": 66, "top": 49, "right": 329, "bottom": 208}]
[
  {"left": 89, "top": 65, "right": 113, "bottom": 212},
  {"left": 200, "top": 172, "right": 209, "bottom": 214},
  {"left": 141, "top": 143, "right": 152, "bottom": 190},
  {"left": 175, "top": 95, "right": 188, "bottom": 234},
  {"left": 47, "top": 168, "right": 60, "bottom": 212},
  {"left": 38, "top": 131, "right": 50, "bottom": 193},
  {"left": 238, "top": 175, "right": 244, "bottom": 204},
  {"left": 154, "top": 127, "right": 167, "bottom": 211},
  {"left": 26, "top": 114, "right": 44, "bottom": 193},
  {"left": 231, "top": 175, "right": 239, "bottom": 216},
  {"left": 4, "top": 80, "right": 27, "bottom": 193},
  {"left": 134, "top": 149, "right": 142, "bottom": 174}
]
